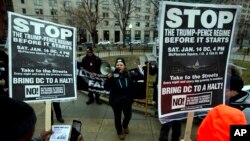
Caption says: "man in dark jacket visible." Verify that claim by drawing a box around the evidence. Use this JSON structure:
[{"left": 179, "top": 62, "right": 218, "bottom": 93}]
[
  {"left": 81, "top": 47, "right": 102, "bottom": 105},
  {"left": 0, "top": 48, "right": 8, "bottom": 96}
]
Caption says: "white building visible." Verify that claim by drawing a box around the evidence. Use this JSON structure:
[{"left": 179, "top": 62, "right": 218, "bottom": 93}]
[{"left": 11, "top": 0, "right": 157, "bottom": 43}]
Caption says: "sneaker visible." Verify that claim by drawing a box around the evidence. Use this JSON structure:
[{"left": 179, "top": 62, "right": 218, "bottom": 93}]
[
  {"left": 124, "top": 128, "right": 129, "bottom": 134},
  {"left": 57, "top": 118, "right": 64, "bottom": 123},
  {"left": 86, "top": 100, "right": 94, "bottom": 105},
  {"left": 118, "top": 133, "right": 125, "bottom": 140}
]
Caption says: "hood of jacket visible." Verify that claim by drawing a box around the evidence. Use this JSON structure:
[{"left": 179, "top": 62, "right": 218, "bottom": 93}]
[{"left": 197, "top": 104, "right": 247, "bottom": 141}]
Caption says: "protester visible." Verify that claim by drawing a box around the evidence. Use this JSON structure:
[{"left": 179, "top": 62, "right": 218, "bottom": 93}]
[
  {"left": 0, "top": 48, "right": 8, "bottom": 96},
  {"left": 0, "top": 95, "right": 52, "bottom": 140},
  {"left": 227, "top": 63, "right": 242, "bottom": 77},
  {"left": 225, "top": 63, "right": 246, "bottom": 110},
  {"left": 104, "top": 57, "right": 135, "bottom": 140},
  {"left": 81, "top": 47, "right": 102, "bottom": 105},
  {"left": 0, "top": 96, "right": 84, "bottom": 141},
  {"left": 52, "top": 102, "right": 65, "bottom": 123},
  {"left": 159, "top": 120, "right": 182, "bottom": 141},
  {"left": 196, "top": 104, "right": 248, "bottom": 141}
]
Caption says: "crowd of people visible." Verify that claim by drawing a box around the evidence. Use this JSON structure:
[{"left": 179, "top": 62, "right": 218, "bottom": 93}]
[{"left": 2, "top": 44, "right": 249, "bottom": 141}]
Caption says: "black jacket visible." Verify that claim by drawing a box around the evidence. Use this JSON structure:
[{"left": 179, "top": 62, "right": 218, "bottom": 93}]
[
  {"left": 81, "top": 54, "right": 102, "bottom": 73},
  {"left": 105, "top": 70, "right": 134, "bottom": 106}
]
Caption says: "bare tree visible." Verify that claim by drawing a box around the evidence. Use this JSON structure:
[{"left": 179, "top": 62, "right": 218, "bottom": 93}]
[
  {"left": 63, "top": 0, "right": 102, "bottom": 47},
  {"left": 111, "top": 0, "right": 135, "bottom": 48}
]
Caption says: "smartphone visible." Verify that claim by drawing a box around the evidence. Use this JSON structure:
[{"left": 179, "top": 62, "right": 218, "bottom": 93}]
[{"left": 70, "top": 120, "right": 82, "bottom": 141}]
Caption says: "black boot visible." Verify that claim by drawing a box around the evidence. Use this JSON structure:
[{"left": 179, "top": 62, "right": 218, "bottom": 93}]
[
  {"left": 86, "top": 92, "right": 94, "bottom": 105},
  {"left": 95, "top": 94, "right": 102, "bottom": 105},
  {"left": 86, "top": 99, "right": 94, "bottom": 105}
]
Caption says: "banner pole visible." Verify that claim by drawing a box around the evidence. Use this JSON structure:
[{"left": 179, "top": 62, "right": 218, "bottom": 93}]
[
  {"left": 181, "top": 111, "right": 194, "bottom": 141},
  {"left": 45, "top": 101, "right": 52, "bottom": 131}
]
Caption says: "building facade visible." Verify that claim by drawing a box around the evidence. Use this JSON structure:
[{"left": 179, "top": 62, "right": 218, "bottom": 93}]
[
  {"left": 4, "top": 0, "right": 250, "bottom": 44},
  {"left": 10, "top": 0, "right": 157, "bottom": 44}
]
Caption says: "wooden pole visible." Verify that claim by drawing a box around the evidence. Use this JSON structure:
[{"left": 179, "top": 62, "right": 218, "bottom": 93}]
[
  {"left": 45, "top": 101, "right": 52, "bottom": 131},
  {"left": 181, "top": 111, "right": 194, "bottom": 141},
  {"left": 145, "top": 63, "right": 150, "bottom": 116}
]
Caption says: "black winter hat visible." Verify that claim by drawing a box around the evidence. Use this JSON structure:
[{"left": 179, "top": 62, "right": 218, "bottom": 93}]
[
  {"left": 115, "top": 57, "right": 126, "bottom": 66},
  {"left": 86, "top": 47, "right": 93, "bottom": 52},
  {"left": 0, "top": 96, "right": 37, "bottom": 140},
  {"left": 226, "top": 75, "right": 244, "bottom": 94}
]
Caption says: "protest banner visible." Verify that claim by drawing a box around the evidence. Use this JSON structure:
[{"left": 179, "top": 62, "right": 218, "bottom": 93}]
[
  {"left": 158, "top": 1, "right": 241, "bottom": 123},
  {"left": 8, "top": 12, "right": 77, "bottom": 102}
]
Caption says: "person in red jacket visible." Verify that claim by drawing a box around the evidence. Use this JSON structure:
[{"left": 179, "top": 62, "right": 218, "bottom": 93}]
[{"left": 197, "top": 104, "right": 248, "bottom": 141}]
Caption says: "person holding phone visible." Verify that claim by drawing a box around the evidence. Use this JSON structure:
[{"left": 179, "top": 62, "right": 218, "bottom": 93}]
[{"left": 104, "top": 57, "right": 136, "bottom": 140}]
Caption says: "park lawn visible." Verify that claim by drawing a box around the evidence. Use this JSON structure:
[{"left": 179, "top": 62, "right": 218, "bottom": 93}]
[{"left": 234, "top": 60, "right": 250, "bottom": 85}]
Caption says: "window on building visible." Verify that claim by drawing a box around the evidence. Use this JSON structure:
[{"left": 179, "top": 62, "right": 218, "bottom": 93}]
[
  {"left": 22, "top": 8, "right": 26, "bottom": 14},
  {"left": 35, "top": 9, "right": 43, "bottom": 15},
  {"left": 135, "top": 7, "right": 141, "bottom": 12},
  {"left": 136, "top": 22, "right": 140, "bottom": 27},
  {"left": 102, "top": 0, "right": 109, "bottom": 5},
  {"left": 135, "top": 30, "right": 141, "bottom": 40},
  {"left": 144, "top": 31, "right": 150, "bottom": 43},
  {"left": 76, "top": 1, "right": 82, "bottom": 6},
  {"left": 102, "top": 0, "right": 109, "bottom": 10},
  {"left": 49, "top": 0, "right": 57, "bottom": 6},
  {"left": 33, "top": 0, "right": 42, "bottom": 6},
  {"left": 145, "top": 0, "right": 150, "bottom": 6},
  {"left": 104, "top": 21, "right": 109, "bottom": 26},
  {"left": 21, "top": 0, "right": 25, "bottom": 4},
  {"left": 115, "top": 21, "right": 119, "bottom": 26},
  {"left": 145, "top": 15, "right": 150, "bottom": 20},
  {"left": 103, "top": 12, "right": 109, "bottom": 18},
  {"left": 64, "top": 1, "right": 71, "bottom": 7},
  {"left": 135, "top": 0, "right": 141, "bottom": 7},
  {"left": 51, "top": 9, "right": 57, "bottom": 15},
  {"left": 144, "top": 31, "right": 150, "bottom": 35},
  {"left": 145, "top": 22, "right": 149, "bottom": 27},
  {"left": 90, "top": 1, "right": 96, "bottom": 9}
]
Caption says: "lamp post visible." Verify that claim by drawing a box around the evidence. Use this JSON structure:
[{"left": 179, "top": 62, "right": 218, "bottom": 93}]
[{"left": 129, "top": 24, "right": 132, "bottom": 52}]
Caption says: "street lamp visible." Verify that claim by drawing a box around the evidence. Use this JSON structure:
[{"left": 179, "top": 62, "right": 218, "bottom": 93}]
[{"left": 129, "top": 24, "right": 132, "bottom": 51}]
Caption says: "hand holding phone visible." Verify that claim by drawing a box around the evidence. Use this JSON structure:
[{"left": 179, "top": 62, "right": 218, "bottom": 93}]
[{"left": 70, "top": 120, "right": 82, "bottom": 141}]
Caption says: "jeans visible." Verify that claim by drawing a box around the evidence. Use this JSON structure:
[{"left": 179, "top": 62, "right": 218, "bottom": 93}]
[{"left": 111, "top": 103, "right": 132, "bottom": 134}]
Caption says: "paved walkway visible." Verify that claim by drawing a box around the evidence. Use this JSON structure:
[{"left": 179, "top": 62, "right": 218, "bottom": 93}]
[{"left": 31, "top": 91, "right": 200, "bottom": 141}]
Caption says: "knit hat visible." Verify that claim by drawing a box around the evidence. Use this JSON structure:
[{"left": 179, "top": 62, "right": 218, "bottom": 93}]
[
  {"left": 0, "top": 96, "right": 37, "bottom": 140},
  {"left": 115, "top": 57, "right": 126, "bottom": 66},
  {"left": 197, "top": 104, "right": 247, "bottom": 141},
  {"left": 86, "top": 47, "right": 93, "bottom": 52},
  {"left": 226, "top": 75, "right": 244, "bottom": 94}
]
